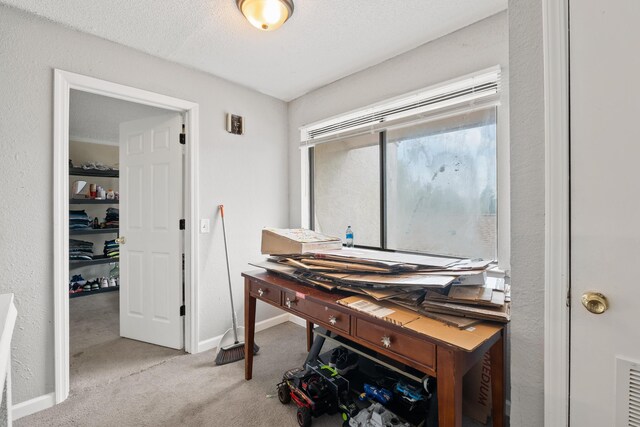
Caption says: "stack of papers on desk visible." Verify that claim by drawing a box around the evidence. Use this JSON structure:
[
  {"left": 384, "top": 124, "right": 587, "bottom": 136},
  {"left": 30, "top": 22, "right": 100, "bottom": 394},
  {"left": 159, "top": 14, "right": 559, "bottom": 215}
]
[
  {"left": 419, "top": 276, "right": 510, "bottom": 324},
  {"left": 251, "top": 236, "right": 510, "bottom": 327},
  {"left": 337, "top": 295, "right": 420, "bottom": 326}
]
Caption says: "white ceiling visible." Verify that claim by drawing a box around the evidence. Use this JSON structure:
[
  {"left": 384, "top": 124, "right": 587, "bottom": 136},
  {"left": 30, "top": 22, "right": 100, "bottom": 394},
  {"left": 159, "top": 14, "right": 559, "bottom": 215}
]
[
  {"left": 69, "top": 90, "right": 172, "bottom": 143},
  {"left": 3, "top": 0, "right": 507, "bottom": 101}
]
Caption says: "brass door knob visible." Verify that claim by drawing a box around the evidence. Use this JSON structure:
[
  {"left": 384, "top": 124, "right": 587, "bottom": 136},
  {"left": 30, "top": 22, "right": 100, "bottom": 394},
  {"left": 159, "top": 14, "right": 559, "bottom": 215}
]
[
  {"left": 581, "top": 291, "right": 608, "bottom": 314},
  {"left": 115, "top": 236, "right": 126, "bottom": 245}
]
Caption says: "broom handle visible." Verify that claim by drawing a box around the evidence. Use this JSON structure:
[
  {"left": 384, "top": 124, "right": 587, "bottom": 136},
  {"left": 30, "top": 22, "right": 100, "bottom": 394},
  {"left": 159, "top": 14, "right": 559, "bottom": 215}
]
[{"left": 219, "top": 205, "right": 239, "bottom": 343}]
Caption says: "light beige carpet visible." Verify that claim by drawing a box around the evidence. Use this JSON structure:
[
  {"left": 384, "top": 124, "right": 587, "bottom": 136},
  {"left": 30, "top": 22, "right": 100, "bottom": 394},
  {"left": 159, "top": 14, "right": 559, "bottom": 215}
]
[
  {"left": 18, "top": 292, "right": 487, "bottom": 426},
  {"left": 68, "top": 292, "right": 183, "bottom": 393},
  {"left": 19, "top": 293, "right": 343, "bottom": 427}
]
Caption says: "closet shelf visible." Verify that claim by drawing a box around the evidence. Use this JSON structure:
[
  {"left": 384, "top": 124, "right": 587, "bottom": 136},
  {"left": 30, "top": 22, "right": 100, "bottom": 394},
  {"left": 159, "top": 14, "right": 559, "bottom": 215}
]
[
  {"left": 70, "top": 256, "right": 119, "bottom": 268},
  {"left": 69, "top": 167, "right": 119, "bottom": 178},
  {"left": 69, "top": 286, "right": 119, "bottom": 299},
  {"left": 69, "top": 199, "right": 119, "bottom": 205},
  {"left": 69, "top": 229, "right": 119, "bottom": 236}
]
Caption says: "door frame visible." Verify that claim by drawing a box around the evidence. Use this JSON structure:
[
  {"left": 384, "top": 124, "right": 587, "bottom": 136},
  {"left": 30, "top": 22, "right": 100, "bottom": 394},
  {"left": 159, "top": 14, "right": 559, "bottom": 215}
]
[
  {"left": 542, "top": 0, "right": 571, "bottom": 425},
  {"left": 52, "top": 69, "right": 201, "bottom": 404}
]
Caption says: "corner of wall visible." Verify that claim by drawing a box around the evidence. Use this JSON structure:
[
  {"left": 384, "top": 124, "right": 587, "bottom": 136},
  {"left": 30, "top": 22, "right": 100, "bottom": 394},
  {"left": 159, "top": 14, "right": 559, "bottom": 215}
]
[{"left": 508, "top": 0, "right": 547, "bottom": 425}]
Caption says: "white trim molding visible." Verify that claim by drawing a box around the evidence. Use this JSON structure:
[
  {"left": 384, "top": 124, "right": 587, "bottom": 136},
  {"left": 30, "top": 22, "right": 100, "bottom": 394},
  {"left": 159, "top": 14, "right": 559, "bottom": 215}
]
[
  {"left": 53, "top": 69, "right": 200, "bottom": 405},
  {"left": 12, "top": 392, "right": 56, "bottom": 421},
  {"left": 543, "top": 0, "right": 571, "bottom": 426},
  {"left": 197, "top": 313, "right": 291, "bottom": 353},
  {"left": 288, "top": 314, "right": 307, "bottom": 328}
]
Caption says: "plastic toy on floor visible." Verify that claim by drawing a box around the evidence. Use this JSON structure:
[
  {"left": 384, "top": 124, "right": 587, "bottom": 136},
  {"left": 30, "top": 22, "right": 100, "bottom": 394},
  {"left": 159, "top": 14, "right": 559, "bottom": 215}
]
[
  {"left": 359, "top": 383, "right": 393, "bottom": 405},
  {"left": 348, "top": 402, "right": 410, "bottom": 427},
  {"left": 394, "top": 381, "right": 427, "bottom": 404},
  {"left": 277, "top": 362, "right": 358, "bottom": 427}
]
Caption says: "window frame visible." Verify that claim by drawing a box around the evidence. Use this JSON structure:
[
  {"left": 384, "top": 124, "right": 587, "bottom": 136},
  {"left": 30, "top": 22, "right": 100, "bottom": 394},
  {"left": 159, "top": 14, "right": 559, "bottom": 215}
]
[{"left": 305, "top": 106, "right": 509, "bottom": 270}]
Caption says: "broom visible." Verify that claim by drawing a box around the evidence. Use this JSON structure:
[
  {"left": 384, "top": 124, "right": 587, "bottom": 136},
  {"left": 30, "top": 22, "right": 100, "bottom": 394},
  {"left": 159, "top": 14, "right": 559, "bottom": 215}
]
[{"left": 215, "top": 204, "right": 259, "bottom": 365}]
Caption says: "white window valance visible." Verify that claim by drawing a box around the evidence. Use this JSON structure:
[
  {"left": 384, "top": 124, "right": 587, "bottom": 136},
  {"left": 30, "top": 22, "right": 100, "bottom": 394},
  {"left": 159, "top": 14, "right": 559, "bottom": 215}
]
[{"left": 300, "top": 66, "right": 501, "bottom": 147}]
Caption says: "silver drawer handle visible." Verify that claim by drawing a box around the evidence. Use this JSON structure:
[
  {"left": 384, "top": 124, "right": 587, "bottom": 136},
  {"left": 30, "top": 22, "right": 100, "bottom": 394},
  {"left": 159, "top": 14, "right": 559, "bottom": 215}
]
[
  {"left": 381, "top": 335, "right": 392, "bottom": 349},
  {"left": 258, "top": 288, "right": 264, "bottom": 297},
  {"left": 285, "top": 297, "right": 297, "bottom": 309},
  {"left": 329, "top": 315, "right": 337, "bottom": 326}
]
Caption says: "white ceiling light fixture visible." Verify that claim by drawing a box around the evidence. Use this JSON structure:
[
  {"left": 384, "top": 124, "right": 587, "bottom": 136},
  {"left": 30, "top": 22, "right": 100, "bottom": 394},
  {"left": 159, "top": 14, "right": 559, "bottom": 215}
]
[{"left": 236, "top": 0, "right": 294, "bottom": 31}]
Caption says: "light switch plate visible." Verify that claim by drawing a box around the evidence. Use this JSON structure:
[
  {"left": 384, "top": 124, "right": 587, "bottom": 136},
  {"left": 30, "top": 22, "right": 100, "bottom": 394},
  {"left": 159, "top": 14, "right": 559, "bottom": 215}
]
[{"left": 200, "top": 219, "right": 210, "bottom": 233}]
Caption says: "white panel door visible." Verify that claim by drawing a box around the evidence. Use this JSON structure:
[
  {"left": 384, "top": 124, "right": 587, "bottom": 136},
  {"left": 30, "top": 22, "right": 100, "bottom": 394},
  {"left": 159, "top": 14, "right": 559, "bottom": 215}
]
[
  {"left": 570, "top": 1, "right": 640, "bottom": 425},
  {"left": 119, "top": 114, "right": 184, "bottom": 349}
]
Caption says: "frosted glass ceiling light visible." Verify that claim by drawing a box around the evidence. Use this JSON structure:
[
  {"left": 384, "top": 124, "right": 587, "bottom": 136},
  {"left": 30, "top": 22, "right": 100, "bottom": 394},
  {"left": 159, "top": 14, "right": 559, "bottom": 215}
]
[{"left": 236, "top": 0, "right": 294, "bottom": 31}]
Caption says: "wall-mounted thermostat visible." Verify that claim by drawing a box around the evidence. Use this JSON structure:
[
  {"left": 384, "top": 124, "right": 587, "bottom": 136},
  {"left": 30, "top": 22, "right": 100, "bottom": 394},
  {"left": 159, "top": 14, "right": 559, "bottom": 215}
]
[{"left": 226, "top": 113, "right": 244, "bottom": 135}]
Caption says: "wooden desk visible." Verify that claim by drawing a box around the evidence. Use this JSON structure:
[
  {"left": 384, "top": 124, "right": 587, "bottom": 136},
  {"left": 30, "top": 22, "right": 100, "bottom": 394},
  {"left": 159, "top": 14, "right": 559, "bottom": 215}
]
[{"left": 243, "top": 271, "right": 505, "bottom": 427}]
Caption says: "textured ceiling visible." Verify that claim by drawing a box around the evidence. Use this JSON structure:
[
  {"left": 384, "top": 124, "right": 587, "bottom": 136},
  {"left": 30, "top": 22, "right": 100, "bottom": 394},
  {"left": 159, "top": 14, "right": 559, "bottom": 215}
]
[
  {"left": 2, "top": 0, "right": 507, "bottom": 101},
  {"left": 70, "top": 90, "right": 172, "bottom": 143}
]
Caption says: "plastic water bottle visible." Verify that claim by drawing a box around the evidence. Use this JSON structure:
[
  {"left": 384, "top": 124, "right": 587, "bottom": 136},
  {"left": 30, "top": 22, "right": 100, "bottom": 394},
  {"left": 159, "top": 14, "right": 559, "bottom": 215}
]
[{"left": 345, "top": 226, "right": 354, "bottom": 247}]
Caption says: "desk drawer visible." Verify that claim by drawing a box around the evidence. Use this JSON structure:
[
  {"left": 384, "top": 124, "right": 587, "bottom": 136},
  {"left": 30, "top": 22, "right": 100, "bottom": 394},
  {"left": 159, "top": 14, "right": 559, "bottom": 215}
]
[
  {"left": 355, "top": 318, "right": 436, "bottom": 371},
  {"left": 283, "top": 291, "right": 350, "bottom": 334},
  {"left": 249, "top": 280, "right": 281, "bottom": 305}
]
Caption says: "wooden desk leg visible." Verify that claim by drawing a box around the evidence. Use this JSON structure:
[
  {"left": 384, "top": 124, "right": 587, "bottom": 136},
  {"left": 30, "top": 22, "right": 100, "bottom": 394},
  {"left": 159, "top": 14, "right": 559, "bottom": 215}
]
[
  {"left": 244, "top": 279, "right": 256, "bottom": 381},
  {"left": 489, "top": 332, "right": 505, "bottom": 427},
  {"left": 437, "top": 347, "right": 463, "bottom": 427},
  {"left": 306, "top": 321, "right": 314, "bottom": 352}
]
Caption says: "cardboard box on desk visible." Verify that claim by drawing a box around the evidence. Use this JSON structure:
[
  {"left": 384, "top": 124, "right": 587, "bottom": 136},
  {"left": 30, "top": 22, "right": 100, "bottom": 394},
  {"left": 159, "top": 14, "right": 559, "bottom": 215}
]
[{"left": 261, "top": 228, "right": 342, "bottom": 255}]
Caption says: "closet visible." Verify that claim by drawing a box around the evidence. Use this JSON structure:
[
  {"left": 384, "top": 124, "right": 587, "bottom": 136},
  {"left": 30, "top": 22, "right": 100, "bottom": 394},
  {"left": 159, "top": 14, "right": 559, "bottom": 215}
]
[{"left": 68, "top": 141, "right": 120, "bottom": 298}]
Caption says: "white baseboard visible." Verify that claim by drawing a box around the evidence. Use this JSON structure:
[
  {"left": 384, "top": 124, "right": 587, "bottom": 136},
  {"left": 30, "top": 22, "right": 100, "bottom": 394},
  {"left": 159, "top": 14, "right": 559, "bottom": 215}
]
[
  {"left": 197, "top": 336, "right": 221, "bottom": 353},
  {"left": 12, "top": 392, "right": 55, "bottom": 420},
  {"left": 197, "top": 313, "right": 291, "bottom": 353},
  {"left": 256, "top": 313, "right": 293, "bottom": 332},
  {"left": 288, "top": 314, "right": 306, "bottom": 328}
]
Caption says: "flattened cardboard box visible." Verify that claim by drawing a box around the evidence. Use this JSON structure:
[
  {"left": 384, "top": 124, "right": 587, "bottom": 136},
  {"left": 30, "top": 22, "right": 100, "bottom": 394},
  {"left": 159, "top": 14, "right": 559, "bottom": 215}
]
[
  {"left": 337, "top": 296, "right": 420, "bottom": 326},
  {"left": 261, "top": 228, "right": 342, "bottom": 255},
  {"left": 400, "top": 317, "right": 501, "bottom": 351}
]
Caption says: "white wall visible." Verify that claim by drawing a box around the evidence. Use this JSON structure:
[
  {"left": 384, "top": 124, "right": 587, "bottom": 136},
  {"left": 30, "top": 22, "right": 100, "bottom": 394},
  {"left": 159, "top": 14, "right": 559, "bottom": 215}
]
[
  {"left": 0, "top": 5, "right": 288, "bottom": 404},
  {"left": 508, "top": 1, "right": 545, "bottom": 426}
]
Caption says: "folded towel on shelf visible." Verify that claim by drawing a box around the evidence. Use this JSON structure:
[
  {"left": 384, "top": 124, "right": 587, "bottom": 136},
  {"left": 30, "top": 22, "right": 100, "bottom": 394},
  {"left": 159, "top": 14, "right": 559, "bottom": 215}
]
[
  {"left": 69, "top": 239, "right": 94, "bottom": 260},
  {"left": 103, "top": 239, "right": 119, "bottom": 258},
  {"left": 69, "top": 210, "right": 91, "bottom": 230},
  {"left": 102, "top": 207, "right": 119, "bottom": 229},
  {"left": 70, "top": 238, "right": 93, "bottom": 248}
]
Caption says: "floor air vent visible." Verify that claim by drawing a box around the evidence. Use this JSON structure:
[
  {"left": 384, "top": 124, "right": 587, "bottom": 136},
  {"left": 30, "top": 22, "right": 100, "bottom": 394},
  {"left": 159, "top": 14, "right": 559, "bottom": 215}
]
[{"left": 617, "top": 357, "right": 640, "bottom": 427}]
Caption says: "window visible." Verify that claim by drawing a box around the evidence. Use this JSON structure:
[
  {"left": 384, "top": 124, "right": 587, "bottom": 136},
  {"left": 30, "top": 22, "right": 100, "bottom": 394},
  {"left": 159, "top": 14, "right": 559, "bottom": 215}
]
[
  {"left": 313, "top": 133, "right": 381, "bottom": 247},
  {"left": 310, "top": 108, "right": 497, "bottom": 260},
  {"left": 385, "top": 109, "right": 497, "bottom": 259},
  {"left": 302, "top": 68, "right": 505, "bottom": 262}
]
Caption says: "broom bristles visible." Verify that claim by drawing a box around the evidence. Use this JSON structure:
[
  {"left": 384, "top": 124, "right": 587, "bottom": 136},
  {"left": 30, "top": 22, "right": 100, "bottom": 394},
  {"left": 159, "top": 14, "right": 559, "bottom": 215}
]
[{"left": 215, "top": 341, "right": 260, "bottom": 366}]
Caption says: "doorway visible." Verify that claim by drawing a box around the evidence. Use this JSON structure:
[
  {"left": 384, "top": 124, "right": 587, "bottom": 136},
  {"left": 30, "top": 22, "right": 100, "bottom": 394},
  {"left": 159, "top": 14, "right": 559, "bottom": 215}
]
[
  {"left": 569, "top": 0, "right": 640, "bottom": 426},
  {"left": 543, "top": 0, "right": 640, "bottom": 425},
  {"left": 53, "top": 70, "right": 201, "bottom": 404},
  {"left": 67, "top": 91, "right": 186, "bottom": 392}
]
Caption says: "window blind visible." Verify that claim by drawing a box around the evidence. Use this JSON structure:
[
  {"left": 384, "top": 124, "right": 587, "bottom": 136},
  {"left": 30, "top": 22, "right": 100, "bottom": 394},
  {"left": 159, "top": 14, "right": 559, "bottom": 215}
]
[{"left": 300, "top": 66, "right": 501, "bottom": 147}]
